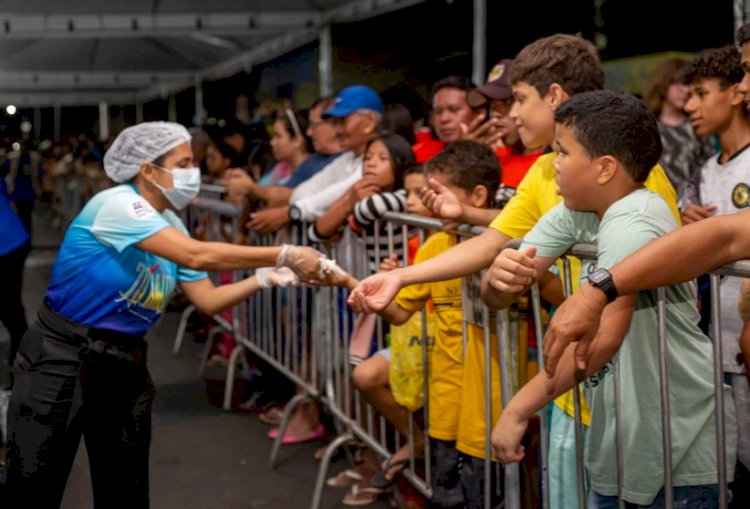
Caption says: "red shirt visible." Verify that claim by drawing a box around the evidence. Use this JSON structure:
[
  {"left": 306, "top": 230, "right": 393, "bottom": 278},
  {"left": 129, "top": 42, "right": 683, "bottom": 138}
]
[{"left": 494, "top": 146, "right": 543, "bottom": 188}]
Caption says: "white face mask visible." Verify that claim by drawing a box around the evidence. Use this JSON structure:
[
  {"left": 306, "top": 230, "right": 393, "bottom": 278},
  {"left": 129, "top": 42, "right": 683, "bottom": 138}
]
[{"left": 152, "top": 165, "right": 201, "bottom": 210}]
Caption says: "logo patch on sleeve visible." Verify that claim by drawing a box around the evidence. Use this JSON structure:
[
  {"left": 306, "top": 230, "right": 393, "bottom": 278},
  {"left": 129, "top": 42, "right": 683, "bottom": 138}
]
[{"left": 126, "top": 200, "right": 157, "bottom": 220}]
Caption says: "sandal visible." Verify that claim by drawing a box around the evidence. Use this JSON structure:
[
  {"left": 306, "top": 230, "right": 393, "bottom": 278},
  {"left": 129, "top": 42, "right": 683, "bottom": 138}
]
[
  {"left": 370, "top": 457, "right": 411, "bottom": 489},
  {"left": 326, "top": 466, "right": 364, "bottom": 487},
  {"left": 341, "top": 482, "right": 385, "bottom": 506},
  {"left": 257, "top": 407, "right": 284, "bottom": 425}
]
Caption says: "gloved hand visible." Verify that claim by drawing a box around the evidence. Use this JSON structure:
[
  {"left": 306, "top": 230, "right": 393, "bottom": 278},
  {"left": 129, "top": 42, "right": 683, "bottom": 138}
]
[
  {"left": 319, "top": 257, "right": 347, "bottom": 280},
  {"left": 276, "top": 244, "right": 324, "bottom": 281},
  {"left": 256, "top": 267, "right": 300, "bottom": 289}
]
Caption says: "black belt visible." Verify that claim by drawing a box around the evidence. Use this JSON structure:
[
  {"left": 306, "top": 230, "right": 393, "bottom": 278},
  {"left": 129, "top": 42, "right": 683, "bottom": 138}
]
[{"left": 39, "top": 300, "right": 146, "bottom": 364}]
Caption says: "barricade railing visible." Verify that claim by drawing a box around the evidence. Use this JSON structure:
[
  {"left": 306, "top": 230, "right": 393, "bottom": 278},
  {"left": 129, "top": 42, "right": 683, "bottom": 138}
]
[
  {"left": 529, "top": 242, "right": 740, "bottom": 509},
  {"left": 178, "top": 192, "right": 741, "bottom": 509}
]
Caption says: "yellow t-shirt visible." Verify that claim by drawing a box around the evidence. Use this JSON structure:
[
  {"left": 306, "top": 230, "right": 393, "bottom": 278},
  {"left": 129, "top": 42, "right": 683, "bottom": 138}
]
[
  {"left": 395, "top": 232, "right": 464, "bottom": 441},
  {"left": 489, "top": 153, "right": 680, "bottom": 425},
  {"left": 456, "top": 319, "right": 500, "bottom": 459}
]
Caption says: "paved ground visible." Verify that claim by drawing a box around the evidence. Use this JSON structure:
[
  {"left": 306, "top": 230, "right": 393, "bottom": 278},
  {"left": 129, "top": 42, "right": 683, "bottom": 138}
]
[{"left": 0, "top": 205, "right": 392, "bottom": 509}]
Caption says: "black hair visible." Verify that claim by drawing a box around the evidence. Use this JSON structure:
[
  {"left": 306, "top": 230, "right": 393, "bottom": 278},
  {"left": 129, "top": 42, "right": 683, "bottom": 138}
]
[
  {"left": 554, "top": 90, "right": 661, "bottom": 183},
  {"left": 199, "top": 139, "right": 242, "bottom": 169},
  {"left": 422, "top": 140, "right": 501, "bottom": 207},
  {"left": 382, "top": 103, "right": 416, "bottom": 144},
  {"left": 365, "top": 132, "right": 416, "bottom": 191},
  {"left": 404, "top": 164, "right": 424, "bottom": 177},
  {"left": 430, "top": 76, "right": 478, "bottom": 98},
  {"left": 684, "top": 45, "right": 743, "bottom": 89},
  {"left": 737, "top": 23, "right": 750, "bottom": 46},
  {"left": 274, "top": 108, "right": 314, "bottom": 153}
]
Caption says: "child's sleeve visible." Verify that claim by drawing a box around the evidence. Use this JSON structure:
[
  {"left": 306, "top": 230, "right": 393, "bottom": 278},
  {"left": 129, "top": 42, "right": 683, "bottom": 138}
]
[
  {"left": 352, "top": 190, "right": 406, "bottom": 229},
  {"left": 519, "top": 202, "right": 590, "bottom": 258}
]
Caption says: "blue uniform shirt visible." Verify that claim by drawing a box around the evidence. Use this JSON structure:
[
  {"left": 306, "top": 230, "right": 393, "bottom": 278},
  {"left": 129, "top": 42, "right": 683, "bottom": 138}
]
[
  {"left": 46, "top": 184, "right": 207, "bottom": 335},
  {"left": 0, "top": 194, "right": 30, "bottom": 256}
]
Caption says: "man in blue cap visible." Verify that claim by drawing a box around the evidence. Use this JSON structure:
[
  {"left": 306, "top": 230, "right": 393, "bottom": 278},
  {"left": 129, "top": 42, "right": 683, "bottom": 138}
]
[{"left": 288, "top": 85, "right": 384, "bottom": 223}]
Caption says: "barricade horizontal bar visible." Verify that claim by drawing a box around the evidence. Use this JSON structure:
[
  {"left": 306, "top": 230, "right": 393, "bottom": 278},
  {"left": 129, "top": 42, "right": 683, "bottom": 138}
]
[
  {"left": 191, "top": 197, "right": 241, "bottom": 217},
  {"left": 200, "top": 183, "right": 227, "bottom": 194}
]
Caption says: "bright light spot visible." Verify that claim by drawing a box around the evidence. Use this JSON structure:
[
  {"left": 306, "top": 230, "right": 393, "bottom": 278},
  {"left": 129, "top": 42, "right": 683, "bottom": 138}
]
[
  {"left": 20, "top": 120, "right": 31, "bottom": 133},
  {"left": 12, "top": 142, "right": 20, "bottom": 151},
  {"left": 6, "top": 105, "right": 16, "bottom": 115}
]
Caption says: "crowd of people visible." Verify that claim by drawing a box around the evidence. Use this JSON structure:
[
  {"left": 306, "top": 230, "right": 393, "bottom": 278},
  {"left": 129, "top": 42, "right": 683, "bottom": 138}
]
[{"left": 2, "top": 24, "right": 750, "bottom": 509}]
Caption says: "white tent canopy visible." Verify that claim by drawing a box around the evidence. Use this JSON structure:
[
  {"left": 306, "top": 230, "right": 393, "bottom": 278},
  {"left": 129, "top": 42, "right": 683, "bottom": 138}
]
[{"left": 0, "top": 0, "right": 427, "bottom": 107}]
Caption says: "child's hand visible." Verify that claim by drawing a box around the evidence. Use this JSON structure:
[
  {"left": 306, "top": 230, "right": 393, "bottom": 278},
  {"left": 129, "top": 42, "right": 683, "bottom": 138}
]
[
  {"left": 419, "top": 178, "right": 464, "bottom": 221},
  {"left": 491, "top": 409, "right": 529, "bottom": 464},
  {"left": 681, "top": 203, "right": 717, "bottom": 224},
  {"left": 378, "top": 254, "right": 400, "bottom": 273},
  {"left": 486, "top": 246, "right": 538, "bottom": 293}
]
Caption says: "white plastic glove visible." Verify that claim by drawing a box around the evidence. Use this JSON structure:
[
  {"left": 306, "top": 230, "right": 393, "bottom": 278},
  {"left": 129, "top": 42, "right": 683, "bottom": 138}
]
[
  {"left": 276, "top": 244, "right": 324, "bottom": 281},
  {"left": 256, "top": 267, "right": 300, "bottom": 289},
  {"left": 319, "top": 257, "right": 347, "bottom": 280}
]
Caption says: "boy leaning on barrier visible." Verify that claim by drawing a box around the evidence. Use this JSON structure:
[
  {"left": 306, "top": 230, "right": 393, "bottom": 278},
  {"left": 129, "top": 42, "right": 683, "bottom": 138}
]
[
  {"left": 351, "top": 33, "right": 681, "bottom": 509},
  {"left": 487, "top": 90, "right": 737, "bottom": 508},
  {"left": 332, "top": 140, "right": 502, "bottom": 508}
]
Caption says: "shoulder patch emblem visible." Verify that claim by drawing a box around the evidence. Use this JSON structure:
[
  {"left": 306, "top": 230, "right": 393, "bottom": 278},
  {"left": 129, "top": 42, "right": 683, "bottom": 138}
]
[{"left": 126, "top": 200, "right": 157, "bottom": 220}]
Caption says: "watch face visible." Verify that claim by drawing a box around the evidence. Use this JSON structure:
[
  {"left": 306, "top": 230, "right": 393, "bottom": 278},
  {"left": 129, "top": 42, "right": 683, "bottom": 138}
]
[{"left": 589, "top": 268, "right": 607, "bottom": 284}]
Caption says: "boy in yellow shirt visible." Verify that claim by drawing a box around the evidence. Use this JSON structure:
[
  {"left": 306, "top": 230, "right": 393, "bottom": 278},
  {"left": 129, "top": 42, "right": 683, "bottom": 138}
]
[
  {"left": 340, "top": 140, "right": 501, "bottom": 507},
  {"left": 349, "top": 33, "right": 680, "bottom": 509}
]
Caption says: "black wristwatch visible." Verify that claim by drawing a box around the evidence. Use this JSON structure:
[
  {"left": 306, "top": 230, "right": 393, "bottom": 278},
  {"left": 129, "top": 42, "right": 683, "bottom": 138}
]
[
  {"left": 587, "top": 267, "right": 618, "bottom": 303},
  {"left": 288, "top": 204, "right": 302, "bottom": 223}
]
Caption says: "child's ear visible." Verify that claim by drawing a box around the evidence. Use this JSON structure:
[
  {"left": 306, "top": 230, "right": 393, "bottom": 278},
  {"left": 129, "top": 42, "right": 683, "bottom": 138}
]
[
  {"left": 730, "top": 83, "right": 746, "bottom": 108},
  {"left": 546, "top": 83, "right": 570, "bottom": 111},
  {"left": 470, "top": 185, "right": 489, "bottom": 208},
  {"left": 596, "top": 155, "right": 619, "bottom": 185}
]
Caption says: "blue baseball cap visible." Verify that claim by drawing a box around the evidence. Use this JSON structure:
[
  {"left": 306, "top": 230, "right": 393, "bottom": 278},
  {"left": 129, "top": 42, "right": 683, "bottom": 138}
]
[{"left": 323, "top": 85, "right": 384, "bottom": 118}]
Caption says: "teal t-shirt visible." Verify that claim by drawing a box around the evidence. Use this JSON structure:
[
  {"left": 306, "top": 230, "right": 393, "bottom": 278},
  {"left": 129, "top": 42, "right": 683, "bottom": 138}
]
[
  {"left": 46, "top": 184, "right": 208, "bottom": 335},
  {"left": 521, "top": 188, "right": 737, "bottom": 505}
]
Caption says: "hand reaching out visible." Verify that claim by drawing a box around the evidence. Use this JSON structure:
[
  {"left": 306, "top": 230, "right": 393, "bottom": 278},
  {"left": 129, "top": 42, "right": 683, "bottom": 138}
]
[
  {"left": 419, "top": 178, "right": 464, "bottom": 221},
  {"left": 221, "top": 168, "right": 256, "bottom": 200}
]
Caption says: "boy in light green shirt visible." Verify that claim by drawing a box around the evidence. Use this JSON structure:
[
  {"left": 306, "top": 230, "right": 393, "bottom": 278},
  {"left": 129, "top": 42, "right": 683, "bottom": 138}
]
[{"left": 486, "top": 90, "right": 736, "bottom": 506}]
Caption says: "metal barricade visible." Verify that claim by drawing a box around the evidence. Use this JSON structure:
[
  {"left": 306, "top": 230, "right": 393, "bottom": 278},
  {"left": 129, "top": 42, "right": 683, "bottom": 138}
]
[
  {"left": 310, "top": 214, "right": 443, "bottom": 509},
  {"left": 522, "top": 242, "right": 740, "bottom": 509},
  {"left": 174, "top": 193, "right": 741, "bottom": 509}
]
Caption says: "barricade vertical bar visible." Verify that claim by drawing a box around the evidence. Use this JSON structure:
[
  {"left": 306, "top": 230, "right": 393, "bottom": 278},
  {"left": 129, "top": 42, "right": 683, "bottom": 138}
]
[
  {"left": 496, "top": 309, "right": 521, "bottom": 509},
  {"left": 305, "top": 225, "right": 318, "bottom": 391},
  {"left": 485, "top": 306, "right": 494, "bottom": 509},
  {"left": 562, "top": 257, "right": 587, "bottom": 509},
  {"left": 277, "top": 284, "right": 284, "bottom": 370},
  {"left": 529, "top": 283, "right": 550, "bottom": 509},
  {"left": 343, "top": 234, "right": 354, "bottom": 418},
  {"left": 613, "top": 359, "right": 626, "bottom": 509},
  {"left": 656, "top": 287, "right": 674, "bottom": 509},
  {"left": 362, "top": 236, "right": 374, "bottom": 437},
  {"left": 419, "top": 226, "right": 431, "bottom": 488},
  {"left": 374, "top": 222, "right": 387, "bottom": 447},
  {"left": 710, "top": 274, "right": 728, "bottom": 509}
]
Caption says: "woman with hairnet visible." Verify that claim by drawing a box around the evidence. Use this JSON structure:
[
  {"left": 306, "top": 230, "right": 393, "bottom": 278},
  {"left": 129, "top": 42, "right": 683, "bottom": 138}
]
[{"left": 2, "top": 122, "right": 324, "bottom": 508}]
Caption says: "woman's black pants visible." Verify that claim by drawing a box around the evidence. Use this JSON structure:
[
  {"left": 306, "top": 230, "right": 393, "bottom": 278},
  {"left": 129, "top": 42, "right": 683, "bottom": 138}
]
[{"left": 2, "top": 302, "right": 155, "bottom": 509}]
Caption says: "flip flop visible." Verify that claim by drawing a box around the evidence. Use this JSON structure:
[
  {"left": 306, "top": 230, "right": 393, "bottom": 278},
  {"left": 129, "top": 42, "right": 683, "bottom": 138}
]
[
  {"left": 267, "top": 423, "right": 326, "bottom": 444},
  {"left": 370, "top": 457, "right": 411, "bottom": 489},
  {"left": 341, "top": 483, "right": 385, "bottom": 506},
  {"left": 326, "top": 466, "right": 364, "bottom": 487}
]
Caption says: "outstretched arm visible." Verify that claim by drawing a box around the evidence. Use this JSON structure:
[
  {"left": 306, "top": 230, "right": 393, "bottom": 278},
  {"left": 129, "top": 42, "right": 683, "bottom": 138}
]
[
  {"left": 492, "top": 295, "right": 634, "bottom": 463},
  {"left": 543, "top": 210, "right": 750, "bottom": 377},
  {"left": 348, "top": 228, "right": 509, "bottom": 313}
]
